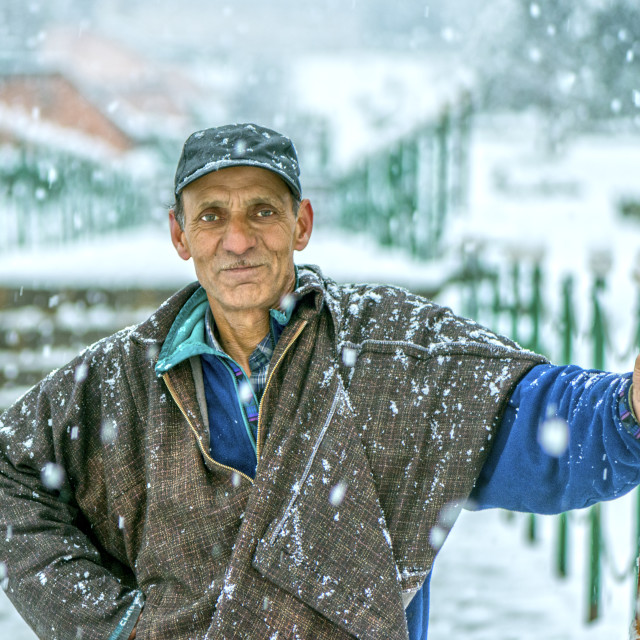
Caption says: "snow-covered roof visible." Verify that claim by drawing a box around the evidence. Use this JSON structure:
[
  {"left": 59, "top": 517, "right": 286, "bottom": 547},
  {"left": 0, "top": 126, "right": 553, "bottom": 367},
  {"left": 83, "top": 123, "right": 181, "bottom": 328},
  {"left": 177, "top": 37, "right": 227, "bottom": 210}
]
[{"left": 0, "top": 71, "right": 134, "bottom": 155}]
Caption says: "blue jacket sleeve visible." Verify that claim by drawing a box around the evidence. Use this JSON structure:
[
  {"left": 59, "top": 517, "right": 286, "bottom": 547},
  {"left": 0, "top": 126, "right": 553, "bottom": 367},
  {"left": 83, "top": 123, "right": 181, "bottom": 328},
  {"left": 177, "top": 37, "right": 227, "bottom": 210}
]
[{"left": 471, "top": 364, "right": 640, "bottom": 514}]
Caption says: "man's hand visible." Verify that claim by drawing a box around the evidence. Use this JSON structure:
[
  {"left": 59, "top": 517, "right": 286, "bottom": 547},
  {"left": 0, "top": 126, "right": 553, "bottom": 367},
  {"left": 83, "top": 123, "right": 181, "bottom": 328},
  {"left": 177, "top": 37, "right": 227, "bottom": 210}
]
[{"left": 632, "top": 354, "right": 640, "bottom": 420}]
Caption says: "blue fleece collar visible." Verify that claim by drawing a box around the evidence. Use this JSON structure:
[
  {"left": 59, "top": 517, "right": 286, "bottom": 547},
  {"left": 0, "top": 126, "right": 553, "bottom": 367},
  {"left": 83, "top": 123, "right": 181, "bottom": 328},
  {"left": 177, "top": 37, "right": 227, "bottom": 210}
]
[{"left": 155, "top": 287, "right": 213, "bottom": 375}]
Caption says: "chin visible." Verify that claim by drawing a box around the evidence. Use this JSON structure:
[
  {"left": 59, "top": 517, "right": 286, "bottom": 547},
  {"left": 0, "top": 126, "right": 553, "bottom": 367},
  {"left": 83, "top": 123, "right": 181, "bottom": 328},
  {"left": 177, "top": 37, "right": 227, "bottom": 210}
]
[{"left": 222, "top": 295, "right": 270, "bottom": 312}]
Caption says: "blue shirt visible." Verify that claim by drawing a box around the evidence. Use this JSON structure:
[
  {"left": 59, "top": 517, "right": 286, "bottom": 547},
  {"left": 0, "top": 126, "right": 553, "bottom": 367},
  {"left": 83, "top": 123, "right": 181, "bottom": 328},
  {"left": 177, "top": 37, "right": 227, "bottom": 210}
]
[{"left": 200, "top": 305, "right": 290, "bottom": 478}]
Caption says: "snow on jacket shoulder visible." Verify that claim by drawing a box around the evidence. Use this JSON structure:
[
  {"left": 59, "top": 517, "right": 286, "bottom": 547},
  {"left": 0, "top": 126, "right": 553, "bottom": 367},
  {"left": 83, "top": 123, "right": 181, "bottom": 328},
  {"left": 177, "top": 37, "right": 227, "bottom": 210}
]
[{"left": 0, "top": 267, "right": 545, "bottom": 640}]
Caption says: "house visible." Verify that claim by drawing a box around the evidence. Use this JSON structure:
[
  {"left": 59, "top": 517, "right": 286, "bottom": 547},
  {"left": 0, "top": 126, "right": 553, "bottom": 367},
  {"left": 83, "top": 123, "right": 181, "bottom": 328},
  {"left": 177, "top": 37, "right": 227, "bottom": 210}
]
[{"left": 0, "top": 71, "right": 134, "bottom": 154}]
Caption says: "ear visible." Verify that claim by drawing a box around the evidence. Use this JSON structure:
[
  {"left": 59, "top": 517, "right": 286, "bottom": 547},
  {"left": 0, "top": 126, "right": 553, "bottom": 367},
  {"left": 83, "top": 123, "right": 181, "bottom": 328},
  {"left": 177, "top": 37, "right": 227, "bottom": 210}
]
[
  {"left": 169, "top": 209, "right": 192, "bottom": 261},
  {"left": 294, "top": 199, "right": 314, "bottom": 252}
]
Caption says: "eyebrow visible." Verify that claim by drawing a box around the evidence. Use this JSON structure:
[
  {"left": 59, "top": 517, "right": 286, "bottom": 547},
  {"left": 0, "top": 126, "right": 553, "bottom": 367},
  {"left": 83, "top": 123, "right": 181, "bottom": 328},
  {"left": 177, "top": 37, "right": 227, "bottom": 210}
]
[{"left": 196, "top": 194, "right": 288, "bottom": 211}]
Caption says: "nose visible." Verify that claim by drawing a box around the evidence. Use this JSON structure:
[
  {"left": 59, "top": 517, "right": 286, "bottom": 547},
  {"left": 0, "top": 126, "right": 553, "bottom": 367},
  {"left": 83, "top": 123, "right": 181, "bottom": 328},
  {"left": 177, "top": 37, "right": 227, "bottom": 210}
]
[{"left": 221, "top": 215, "right": 257, "bottom": 255}]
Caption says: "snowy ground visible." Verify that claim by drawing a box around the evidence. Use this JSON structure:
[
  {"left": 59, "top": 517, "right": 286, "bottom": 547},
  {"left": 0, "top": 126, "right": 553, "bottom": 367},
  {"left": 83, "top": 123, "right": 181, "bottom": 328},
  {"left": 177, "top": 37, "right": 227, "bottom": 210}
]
[
  {"left": 2, "top": 113, "right": 640, "bottom": 638},
  {"left": 431, "top": 505, "right": 637, "bottom": 639}
]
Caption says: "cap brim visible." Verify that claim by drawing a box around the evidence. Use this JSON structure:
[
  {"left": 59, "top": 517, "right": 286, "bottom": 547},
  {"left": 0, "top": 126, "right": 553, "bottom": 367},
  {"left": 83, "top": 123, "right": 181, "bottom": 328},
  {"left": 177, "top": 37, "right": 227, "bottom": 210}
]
[{"left": 175, "top": 159, "right": 301, "bottom": 199}]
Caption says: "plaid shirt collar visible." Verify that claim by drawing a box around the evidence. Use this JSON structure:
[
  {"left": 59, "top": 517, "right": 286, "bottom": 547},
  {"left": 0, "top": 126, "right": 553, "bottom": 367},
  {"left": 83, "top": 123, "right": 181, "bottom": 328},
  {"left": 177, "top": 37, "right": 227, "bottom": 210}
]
[{"left": 203, "top": 297, "right": 296, "bottom": 396}]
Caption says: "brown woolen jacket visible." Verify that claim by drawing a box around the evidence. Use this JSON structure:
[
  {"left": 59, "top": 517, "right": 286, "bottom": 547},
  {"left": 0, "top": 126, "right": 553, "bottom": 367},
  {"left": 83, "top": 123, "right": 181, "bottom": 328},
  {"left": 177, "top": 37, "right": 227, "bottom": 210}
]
[{"left": 0, "top": 266, "right": 545, "bottom": 639}]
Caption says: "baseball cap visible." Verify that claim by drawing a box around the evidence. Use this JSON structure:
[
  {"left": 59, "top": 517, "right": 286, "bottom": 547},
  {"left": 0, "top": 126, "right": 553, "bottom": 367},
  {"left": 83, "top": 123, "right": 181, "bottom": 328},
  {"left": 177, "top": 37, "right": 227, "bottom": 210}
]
[{"left": 174, "top": 123, "right": 301, "bottom": 198}]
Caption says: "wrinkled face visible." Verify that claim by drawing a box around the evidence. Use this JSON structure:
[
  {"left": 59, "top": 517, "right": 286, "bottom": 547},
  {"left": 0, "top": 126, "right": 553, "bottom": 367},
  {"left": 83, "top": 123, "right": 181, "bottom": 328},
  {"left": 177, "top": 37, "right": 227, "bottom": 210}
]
[{"left": 170, "top": 166, "right": 312, "bottom": 318}]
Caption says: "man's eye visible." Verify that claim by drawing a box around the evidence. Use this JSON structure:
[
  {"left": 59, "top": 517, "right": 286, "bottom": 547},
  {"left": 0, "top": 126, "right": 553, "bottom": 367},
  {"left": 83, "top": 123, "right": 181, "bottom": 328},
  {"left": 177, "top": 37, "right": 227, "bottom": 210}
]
[
  {"left": 256, "top": 209, "right": 275, "bottom": 217},
  {"left": 200, "top": 213, "right": 219, "bottom": 222}
]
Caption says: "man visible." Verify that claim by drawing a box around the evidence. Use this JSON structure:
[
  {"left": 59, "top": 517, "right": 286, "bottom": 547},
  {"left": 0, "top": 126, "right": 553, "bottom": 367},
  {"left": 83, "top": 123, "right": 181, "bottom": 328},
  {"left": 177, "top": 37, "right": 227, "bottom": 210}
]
[{"left": 1, "top": 122, "right": 640, "bottom": 640}]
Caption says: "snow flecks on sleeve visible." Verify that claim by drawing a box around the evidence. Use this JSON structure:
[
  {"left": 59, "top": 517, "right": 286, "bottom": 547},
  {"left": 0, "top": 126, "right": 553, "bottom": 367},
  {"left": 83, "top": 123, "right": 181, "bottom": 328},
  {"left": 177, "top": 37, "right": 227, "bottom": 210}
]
[
  {"left": 0, "top": 419, "right": 14, "bottom": 438},
  {"left": 321, "top": 365, "right": 337, "bottom": 388},
  {"left": 399, "top": 566, "right": 430, "bottom": 587},
  {"left": 222, "top": 581, "right": 236, "bottom": 599},
  {"left": 346, "top": 290, "right": 384, "bottom": 321},
  {"left": 404, "top": 299, "right": 434, "bottom": 342},
  {"left": 394, "top": 348, "right": 410, "bottom": 369},
  {"left": 103, "top": 361, "right": 122, "bottom": 390},
  {"left": 479, "top": 363, "right": 514, "bottom": 400},
  {"left": 316, "top": 577, "right": 336, "bottom": 601},
  {"left": 379, "top": 518, "right": 393, "bottom": 551},
  {"left": 467, "top": 328, "right": 517, "bottom": 349},
  {"left": 289, "top": 506, "right": 305, "bottom": 567}
]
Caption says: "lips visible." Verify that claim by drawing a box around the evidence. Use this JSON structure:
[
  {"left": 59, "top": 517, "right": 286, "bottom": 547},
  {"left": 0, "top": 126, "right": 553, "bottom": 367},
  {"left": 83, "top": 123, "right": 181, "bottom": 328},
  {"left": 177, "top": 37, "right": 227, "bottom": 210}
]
[
  {"left": 219, "top": 260, "right": 263, "bottom": 271},
  {"left": 218, "top": 263, "right": 265, "bottom": 280},
  {"left": 221, "top": 264, "right": 262, "bottom": 273}
]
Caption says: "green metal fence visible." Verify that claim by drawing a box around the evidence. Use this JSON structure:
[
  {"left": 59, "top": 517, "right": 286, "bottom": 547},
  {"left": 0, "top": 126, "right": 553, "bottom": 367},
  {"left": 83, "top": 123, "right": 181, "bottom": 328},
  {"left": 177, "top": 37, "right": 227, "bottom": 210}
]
[
  {"left": 333, "top": 99, "right": 638, "bottom": 622},
  {"left": 331, "top": 106, "right": 640, "bottom": 626},
  {"left": 0, "top": 144, "right": 152, "bottom": 250},
  {"left": 332, "top": 95, "right": 472, "bottom": 260},
  {"left": 453, "top": 246, "right": 640, "bottom": 628}
]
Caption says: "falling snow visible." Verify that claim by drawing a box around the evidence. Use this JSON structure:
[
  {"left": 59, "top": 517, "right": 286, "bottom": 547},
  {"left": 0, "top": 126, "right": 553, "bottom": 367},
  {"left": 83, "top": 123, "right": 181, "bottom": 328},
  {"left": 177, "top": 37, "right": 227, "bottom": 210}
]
[{"left": 329, "top": 481, "right": 347, "bottom": 507}]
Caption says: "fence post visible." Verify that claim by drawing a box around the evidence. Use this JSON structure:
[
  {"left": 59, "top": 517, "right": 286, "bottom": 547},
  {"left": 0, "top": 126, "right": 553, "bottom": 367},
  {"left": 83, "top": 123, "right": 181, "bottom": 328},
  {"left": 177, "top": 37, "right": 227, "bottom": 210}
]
[
  {"left": 451, "top": 92, "right": 472, "bottom": 212},
  {"left": 434, "top": 107, "right": 450, "bottom": 254},
  {"left": 510, "top": 261, "right": 520, "bottom": 344},
  {"left": 529, "top": 261, "right": 543, "bottom": 354},
  {"left": 587, "top": 254, "right": 609, "bottom": 622},
  {"left": 525, "top": 260, "right": 540, "bottom": 543},
  {"left": 461, "top": 243, "right": 481, "bottom": 321},
  {"left": 556, "top": 276, "right": 575, "bottom": 578},
  {"left": 588, "top": 503, "right": 602, "bottom": 623},
  {"left": 414, "top": 131, "right": 433, "bottom": 259},
  {"left": 556, "top": 277, "right": 573, "bottom": 577}
]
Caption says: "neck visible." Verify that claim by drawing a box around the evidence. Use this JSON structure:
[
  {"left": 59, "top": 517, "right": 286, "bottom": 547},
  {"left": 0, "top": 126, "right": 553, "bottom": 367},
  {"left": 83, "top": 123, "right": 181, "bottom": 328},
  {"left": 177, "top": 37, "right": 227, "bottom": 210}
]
[
  {"left": 208, "top": 270, "right": 297, "bottom": 375},
  {"left": 210, "top": 306, "right": 271, "bottom": 377}
]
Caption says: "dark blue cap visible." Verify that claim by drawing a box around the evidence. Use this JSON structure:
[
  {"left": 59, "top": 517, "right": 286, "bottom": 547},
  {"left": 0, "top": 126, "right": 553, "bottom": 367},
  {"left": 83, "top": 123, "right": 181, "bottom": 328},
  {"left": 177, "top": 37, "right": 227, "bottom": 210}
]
[{"left": 174, "top": 123, "right": 301, "bottom": 198}]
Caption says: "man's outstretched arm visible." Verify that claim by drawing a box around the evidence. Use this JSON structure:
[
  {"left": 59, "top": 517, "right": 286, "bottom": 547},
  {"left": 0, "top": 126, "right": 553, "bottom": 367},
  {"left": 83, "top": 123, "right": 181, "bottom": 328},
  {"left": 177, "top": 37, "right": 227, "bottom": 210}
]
[{"left": 471, "top": 361, "right": 640, "bottom": 514}]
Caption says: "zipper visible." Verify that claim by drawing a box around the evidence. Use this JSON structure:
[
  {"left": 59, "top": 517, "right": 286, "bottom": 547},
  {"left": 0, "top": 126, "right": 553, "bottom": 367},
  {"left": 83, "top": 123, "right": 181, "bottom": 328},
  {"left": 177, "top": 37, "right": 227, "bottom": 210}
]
[
  {"left": 163, "top": 373, "right": 255, "bottom": 485},
  {"left": 256, "top": 320, "right": 308, "bottom": 462}
]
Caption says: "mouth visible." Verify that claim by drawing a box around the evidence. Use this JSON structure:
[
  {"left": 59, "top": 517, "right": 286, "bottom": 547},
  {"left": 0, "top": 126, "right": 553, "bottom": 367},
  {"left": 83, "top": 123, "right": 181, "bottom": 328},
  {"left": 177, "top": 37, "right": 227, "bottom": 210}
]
[
  {"left": 221, "top": 263, "right": 262, "bottom": 272},
  {"left": 219, "top": 263, "right": 265, "bottom": 278}
]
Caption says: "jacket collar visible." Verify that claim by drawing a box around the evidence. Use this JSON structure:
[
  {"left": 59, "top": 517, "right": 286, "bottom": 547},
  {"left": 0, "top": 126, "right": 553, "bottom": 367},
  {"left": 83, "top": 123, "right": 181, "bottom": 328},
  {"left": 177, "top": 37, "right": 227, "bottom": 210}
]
[
  {"left": 154, "top": 286, "right": 212, "bottom": 375},
  {"left": 129, "top": 281, "right": 201, "bottom": 346},
  {"left": 293, "top": 264, "right": 343, "bottom": 330}
]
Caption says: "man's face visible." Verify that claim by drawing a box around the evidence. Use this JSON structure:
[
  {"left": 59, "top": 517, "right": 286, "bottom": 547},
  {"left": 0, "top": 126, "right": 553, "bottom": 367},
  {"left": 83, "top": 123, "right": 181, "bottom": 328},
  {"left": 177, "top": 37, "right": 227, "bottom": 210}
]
[{"left": 170, "top": 166, "right": 313, "bottom": 318}]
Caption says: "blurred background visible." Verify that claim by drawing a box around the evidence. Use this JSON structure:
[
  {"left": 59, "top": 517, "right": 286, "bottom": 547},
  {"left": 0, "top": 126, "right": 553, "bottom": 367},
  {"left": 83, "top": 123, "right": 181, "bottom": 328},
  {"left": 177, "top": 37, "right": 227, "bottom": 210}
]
[{"left": 1, "top": 1, "right": 640, "bottom": 638}]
